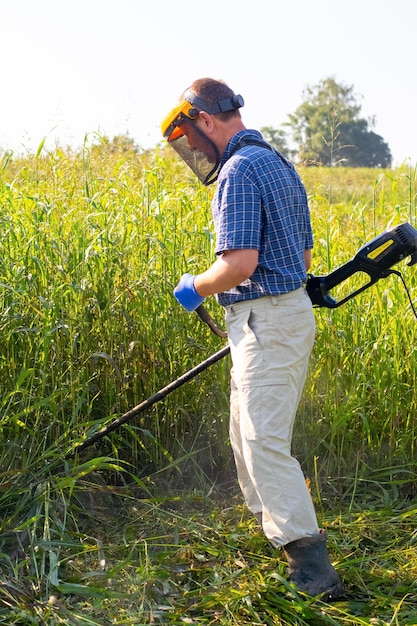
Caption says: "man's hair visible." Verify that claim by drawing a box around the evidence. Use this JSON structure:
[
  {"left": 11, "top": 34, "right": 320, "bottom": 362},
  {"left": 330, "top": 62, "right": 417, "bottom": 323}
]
[{"left": 184, "top": 77, "right": 241, "bottom": 122}]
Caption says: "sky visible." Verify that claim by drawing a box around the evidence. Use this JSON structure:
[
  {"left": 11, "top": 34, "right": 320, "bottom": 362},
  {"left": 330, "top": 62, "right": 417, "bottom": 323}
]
[{"left": 1, "top": 0, "right": 416, "bottom": 166}]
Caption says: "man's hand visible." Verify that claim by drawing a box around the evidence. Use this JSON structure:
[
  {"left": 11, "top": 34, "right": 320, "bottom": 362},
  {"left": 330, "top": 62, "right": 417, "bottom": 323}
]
[{"left": 173, "top": 273, "right": 205, "bottom": 312}]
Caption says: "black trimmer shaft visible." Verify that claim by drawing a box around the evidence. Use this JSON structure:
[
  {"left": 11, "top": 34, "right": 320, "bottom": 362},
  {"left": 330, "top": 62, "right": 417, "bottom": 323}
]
[{"left": 71, "top": 343, "right": 230, "bottom": 455}]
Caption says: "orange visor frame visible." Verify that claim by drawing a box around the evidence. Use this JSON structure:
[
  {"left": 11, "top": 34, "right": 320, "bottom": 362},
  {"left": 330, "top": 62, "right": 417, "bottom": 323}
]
[{"left": 161, "top": 100, "right": 199, "bottom": 142}]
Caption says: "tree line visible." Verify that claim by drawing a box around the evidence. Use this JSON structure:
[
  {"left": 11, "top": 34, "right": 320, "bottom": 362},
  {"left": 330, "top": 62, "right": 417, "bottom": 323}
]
[{"left": 261, "top": 77, "right": 392, "bottom": 168}]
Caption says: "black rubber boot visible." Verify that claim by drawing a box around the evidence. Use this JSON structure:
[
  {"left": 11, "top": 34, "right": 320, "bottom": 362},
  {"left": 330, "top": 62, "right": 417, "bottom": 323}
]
[{"left": 283, "top": 530, "right": 344, "bottom": 601}]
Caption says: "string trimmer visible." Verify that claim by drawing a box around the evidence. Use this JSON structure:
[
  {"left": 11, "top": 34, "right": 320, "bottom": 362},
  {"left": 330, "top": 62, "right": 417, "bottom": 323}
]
[
  {"left": 72, "top": 222, "right": 417, "bottom": 454},
  {"left": 306, "top": 222, "right": 417, "bottom": 309}
]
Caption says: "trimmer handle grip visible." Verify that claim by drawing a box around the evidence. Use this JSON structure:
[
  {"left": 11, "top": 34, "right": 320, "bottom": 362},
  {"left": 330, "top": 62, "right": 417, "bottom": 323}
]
[{"left": 195, "top": 305, "right": 228, "bottom": 337}]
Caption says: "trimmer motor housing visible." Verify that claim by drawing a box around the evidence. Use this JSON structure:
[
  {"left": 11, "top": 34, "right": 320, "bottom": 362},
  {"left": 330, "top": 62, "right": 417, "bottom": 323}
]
[{"left": 306, "top": 222, "right": 417, "bottom": 308}]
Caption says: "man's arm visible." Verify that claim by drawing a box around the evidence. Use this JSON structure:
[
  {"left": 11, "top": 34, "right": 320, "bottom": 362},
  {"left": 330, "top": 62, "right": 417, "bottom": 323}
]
[
  {"left": 194, "top": 249, "right": 259, "bottom": 297},
  {"left": 304, "top": 249, "right": 312, "bottom": 271}
]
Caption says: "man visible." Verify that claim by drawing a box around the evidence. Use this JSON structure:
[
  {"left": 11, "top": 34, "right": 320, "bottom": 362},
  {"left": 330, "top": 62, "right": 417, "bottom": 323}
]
[{"left": 161, "top": 78, "right": 344, "bottom": 601}]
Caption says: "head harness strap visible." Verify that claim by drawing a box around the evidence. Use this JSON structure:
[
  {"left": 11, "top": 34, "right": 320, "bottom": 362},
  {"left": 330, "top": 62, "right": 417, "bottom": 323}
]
[{"left": 183, "top": 89, "right": 244, "bottom": 115}]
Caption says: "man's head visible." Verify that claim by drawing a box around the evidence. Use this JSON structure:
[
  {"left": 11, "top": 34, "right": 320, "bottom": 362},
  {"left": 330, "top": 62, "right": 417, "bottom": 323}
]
[
  {"left": 161, "top": 78, "right": 245, "bottom": 185},
  {"left": 181, "top": 78, "right": 244, "bottom": 122}
]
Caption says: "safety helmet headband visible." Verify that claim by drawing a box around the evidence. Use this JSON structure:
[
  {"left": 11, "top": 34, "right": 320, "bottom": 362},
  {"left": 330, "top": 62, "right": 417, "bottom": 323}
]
[{"left": 183, "top": 89, "right": 244, "bottom": 115}]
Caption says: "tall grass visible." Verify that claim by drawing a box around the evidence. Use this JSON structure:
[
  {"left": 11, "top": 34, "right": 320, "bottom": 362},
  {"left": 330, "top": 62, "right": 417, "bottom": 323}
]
[
  {"left": 296, "top": 164, "right": 417, "bottom": 496},
  {"left": 1, "top": 142, "right": 416, "bottom": 488},
  {"left": 1, "top": 140, "right": 417, "bottom": 623},
  {"left": 1, "top": 139, "right": 226, "bottom": 466}
]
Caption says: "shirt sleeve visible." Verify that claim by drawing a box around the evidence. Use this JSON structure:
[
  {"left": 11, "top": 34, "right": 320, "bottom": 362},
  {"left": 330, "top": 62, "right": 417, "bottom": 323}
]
[{"left": 214, "top": 164, "right": 262, "bottom": 255}]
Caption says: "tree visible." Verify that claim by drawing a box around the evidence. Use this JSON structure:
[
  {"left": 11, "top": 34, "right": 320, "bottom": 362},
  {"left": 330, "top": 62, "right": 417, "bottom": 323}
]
[
  {"left": 287, "top": 77, "right": 392, "bottom": 167},
  {"left": 260, "top": 125, "right": 291, "bottom": 157},
  {"left": 337, "top": 119, "right": 392, "bottom": 168}
]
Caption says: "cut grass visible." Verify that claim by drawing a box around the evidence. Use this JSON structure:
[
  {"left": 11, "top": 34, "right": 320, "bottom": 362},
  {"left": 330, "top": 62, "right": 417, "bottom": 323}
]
[{"left": 1, "top": 482, "right": 416, "bottom": 625}]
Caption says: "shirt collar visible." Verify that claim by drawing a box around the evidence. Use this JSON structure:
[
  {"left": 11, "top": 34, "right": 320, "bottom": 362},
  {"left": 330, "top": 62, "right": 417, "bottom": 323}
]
[{"left": 220, "top": 129, "right": 264, "bottom": 169}]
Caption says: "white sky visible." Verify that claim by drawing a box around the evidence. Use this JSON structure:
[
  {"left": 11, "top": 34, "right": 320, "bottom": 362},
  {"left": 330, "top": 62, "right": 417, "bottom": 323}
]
[{"left": 1, "top": 0, "right": 416, "bottom": 166}]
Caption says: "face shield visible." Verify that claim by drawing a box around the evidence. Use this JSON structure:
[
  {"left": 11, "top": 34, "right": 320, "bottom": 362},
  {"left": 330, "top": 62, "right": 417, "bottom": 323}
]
[
  {"left": 161, "top": 100, "right": 221, "bottom": 185},
  {"left": 161, "top": 91, "right": 244, "bottom": 186}
]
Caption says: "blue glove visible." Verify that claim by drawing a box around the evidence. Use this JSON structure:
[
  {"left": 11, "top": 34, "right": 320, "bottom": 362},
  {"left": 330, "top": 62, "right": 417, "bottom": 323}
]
[{"left": 173, "top": 273, "right": 205, "bottom": 312}]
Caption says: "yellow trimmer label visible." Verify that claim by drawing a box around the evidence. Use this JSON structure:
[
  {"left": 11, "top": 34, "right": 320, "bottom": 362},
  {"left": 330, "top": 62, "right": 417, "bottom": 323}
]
[{"left": 367, "top": 239, "right": 394, "bottom": 260}]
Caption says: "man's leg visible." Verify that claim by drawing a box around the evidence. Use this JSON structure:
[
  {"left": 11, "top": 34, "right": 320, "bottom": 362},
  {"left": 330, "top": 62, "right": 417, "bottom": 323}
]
[
  {"left": 226, "top": 291, "right": 343, "bottom": 599},
  {"left": 226, "top": 290, "right": 318, "bottom": 545}
]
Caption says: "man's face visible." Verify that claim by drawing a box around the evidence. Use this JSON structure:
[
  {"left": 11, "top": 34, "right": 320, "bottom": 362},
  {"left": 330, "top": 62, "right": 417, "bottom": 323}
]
[{"left": 180, "top": 119, "right": 217, "bottom": 164}]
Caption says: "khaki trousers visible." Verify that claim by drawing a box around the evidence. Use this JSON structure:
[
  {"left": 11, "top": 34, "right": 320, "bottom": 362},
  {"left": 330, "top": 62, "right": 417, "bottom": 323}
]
[{"left": 225, "top": 289, "right": 319, "bottom": 547}]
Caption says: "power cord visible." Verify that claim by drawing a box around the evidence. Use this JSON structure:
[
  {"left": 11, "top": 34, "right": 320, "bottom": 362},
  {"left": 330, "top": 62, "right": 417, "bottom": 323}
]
[{"left": 389, "top": 269, "right": 417, "bottom": 319}]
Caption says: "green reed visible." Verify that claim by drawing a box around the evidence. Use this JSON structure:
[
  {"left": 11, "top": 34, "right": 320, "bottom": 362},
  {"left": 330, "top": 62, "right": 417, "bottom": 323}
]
[
  {"left": 1, "top": 145, "right": 417, "bottom": 483},
  {"left": 297, "top": 163, "right": 417, "bottom": 494}
]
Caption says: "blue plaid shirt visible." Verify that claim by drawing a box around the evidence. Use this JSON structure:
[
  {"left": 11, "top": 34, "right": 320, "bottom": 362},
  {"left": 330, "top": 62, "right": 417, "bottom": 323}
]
[{"left": 212, "top": 129, "right": 313, "bottom": 307}]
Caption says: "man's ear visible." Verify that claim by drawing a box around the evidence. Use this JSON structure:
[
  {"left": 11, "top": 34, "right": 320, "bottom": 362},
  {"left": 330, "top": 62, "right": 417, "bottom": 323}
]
[{"left": 198, "top": 111, "right": 215, "bottom": 132}]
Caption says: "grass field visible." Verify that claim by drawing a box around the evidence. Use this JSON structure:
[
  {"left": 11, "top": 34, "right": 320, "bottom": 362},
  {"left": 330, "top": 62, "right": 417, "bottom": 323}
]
[{"left": 0, "top": 137, "right": 417, "bottom": 624}]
